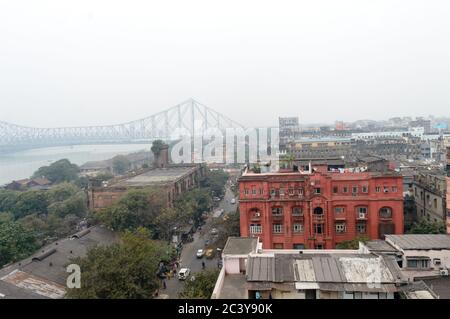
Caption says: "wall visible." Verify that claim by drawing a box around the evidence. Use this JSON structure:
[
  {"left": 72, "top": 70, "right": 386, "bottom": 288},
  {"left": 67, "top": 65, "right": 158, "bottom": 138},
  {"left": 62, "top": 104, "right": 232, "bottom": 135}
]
[
  {"left": 223, "top": 257, "right": 241, "bottom": 275},
  {"left": 401, "top": 249, "right": 450, "bottom": 271}
]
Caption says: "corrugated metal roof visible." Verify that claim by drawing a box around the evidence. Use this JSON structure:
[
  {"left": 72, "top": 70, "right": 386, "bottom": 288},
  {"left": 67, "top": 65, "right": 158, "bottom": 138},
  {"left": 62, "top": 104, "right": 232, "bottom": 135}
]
[
  {"left": 246, "top": 257, "right": 275, "bottom": 282},
  {"left": 385, "top": 234, "right": 450, "bottom": 250},
  {"left": 294, "top": 260, "right": 316, "bottom": 282},
  {"left": 312, "top": 257, "right": 346, "bottom": 282}
]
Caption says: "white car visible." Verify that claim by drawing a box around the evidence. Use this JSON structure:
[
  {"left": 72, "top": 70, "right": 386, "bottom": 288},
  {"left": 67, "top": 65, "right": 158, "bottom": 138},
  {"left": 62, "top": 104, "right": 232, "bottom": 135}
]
[
  {"left": 230, "top": 198, "right": 236, "bottom": 204},
  {"left": 210, "top": 228, "right": 218, "bottom": 235},
  {"left": 178, "top": 268, "right": 191, "bottom": 280},
  {"left": 196, "top": 249, "right": 204, "bottom": 258}
]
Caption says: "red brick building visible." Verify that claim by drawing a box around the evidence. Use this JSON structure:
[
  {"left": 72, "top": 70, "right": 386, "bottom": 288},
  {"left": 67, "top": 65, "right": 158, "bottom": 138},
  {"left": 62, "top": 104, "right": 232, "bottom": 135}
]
[{"left": 239, "top": 166, "right": 404, "bottom": 249}]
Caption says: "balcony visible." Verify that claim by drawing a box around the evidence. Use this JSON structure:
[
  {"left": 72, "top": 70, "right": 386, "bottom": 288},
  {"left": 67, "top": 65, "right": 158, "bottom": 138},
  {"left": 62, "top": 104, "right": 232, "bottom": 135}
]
[
  {"left": 272, "top": 214, "right": 283, "bottom": 221},
  {"left": 356, "top": 213, "right": 367, "bottom": 220},
  {"left": 312, "top": 214, "right": 325, "bottom": 222}
]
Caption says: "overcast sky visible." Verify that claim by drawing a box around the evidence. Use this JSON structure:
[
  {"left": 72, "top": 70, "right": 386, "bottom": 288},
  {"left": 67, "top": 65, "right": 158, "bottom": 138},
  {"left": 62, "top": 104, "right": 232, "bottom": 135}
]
[{"left": 1, "top": 0, "right": 449, "bottom": 128}]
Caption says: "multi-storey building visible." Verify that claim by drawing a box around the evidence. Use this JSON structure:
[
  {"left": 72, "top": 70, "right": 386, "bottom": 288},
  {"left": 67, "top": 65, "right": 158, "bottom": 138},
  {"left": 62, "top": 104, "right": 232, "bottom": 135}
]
[
  {"left": 279, "top": 117, "right": 301, "bottom": 151},
  {"left": 239, "top": 165, "right": 404, "bottom": 249},
  {"left": 411, "top": 171, "right": 447, "bottom": 224}
]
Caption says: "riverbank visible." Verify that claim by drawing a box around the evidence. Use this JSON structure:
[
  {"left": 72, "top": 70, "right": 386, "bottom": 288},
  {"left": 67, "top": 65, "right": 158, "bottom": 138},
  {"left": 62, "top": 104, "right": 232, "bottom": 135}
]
[{"left": 0, "top": 144, "right": 151, "bottom": 186}]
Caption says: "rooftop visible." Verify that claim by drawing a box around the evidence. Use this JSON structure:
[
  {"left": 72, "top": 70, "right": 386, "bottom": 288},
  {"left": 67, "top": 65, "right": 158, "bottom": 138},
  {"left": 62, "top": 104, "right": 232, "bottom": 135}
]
[
  {"left": 222, "top": 237, "right": 258, "bottom": 256},
  {"left": 246, "top": 253, "right": 402, "bottom": 287},
  {"left": 385, "top": 234, "right": 450, "bottom": 250},
  {"left": 112, "top": 165, "right": 197, "bottom": 187},
  {"left": 364, "top": 240, "right": 399, "bottom": 253},
  {"left": 0, "top": 225, "right": 119, "bottom": 299}
]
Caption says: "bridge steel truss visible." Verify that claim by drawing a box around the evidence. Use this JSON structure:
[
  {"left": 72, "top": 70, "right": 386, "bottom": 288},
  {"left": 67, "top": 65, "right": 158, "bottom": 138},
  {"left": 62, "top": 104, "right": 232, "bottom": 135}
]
[{"left": 0, "top": 99, "right": 245, "bottom": 148}]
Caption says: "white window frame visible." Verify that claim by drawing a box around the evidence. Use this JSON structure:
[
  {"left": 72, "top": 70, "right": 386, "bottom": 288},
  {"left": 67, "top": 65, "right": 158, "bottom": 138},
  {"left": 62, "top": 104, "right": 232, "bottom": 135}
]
[
  {"left": 250, "top": 224, "right": 262, "bottom": 234},
  {"left": 293, "top": 223, "right": 304, "bottom": 233},
  {"left": 273, "top": 224, "right": 283, "bottom": 233}
]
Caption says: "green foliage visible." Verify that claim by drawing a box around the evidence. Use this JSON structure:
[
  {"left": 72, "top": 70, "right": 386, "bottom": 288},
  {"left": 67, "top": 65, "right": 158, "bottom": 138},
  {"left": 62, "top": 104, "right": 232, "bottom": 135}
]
[
  {"left": 179, "top": 269, "right": 220, "bottom": 299},
  {"left": 0, "top": 182, "right": 88, "bottom": 266},
  {"left": 407, "top": 220, "right": 446, "bottom": 234},
  {"left": 32, "top": 159, "right": 80, "bottom": 183},
  {"left": 112, "top": 155, "right": 131, "bottom": 175},
  {"left": 151, "top": 140, "right": 166, "bottom": 156},
  {"left": 66, "top": 228, "right": 171, "bottom": 299},
  {"left": 12, "top": 190, "right": 48, "bottom": 219},
  {"left": 46, "top": 182, "right": 79, "bottom": 202},
  {"left": 47, "top": 191, "right": 87, "bottom": 218},
  {"left": 89, "top": 172, "right": 114, "bottom": 187},
  {"left": 0, "top": 212, "right": 14, "bottom": 224},
  {"left": 200, "top": 169, "right": 229, "bottom": 198},
  {"left": 336, "top": 236, "right": 369, "bottom": 249},
  {"left": 0, "top": 221, "right": 38, "bottom": 267},
  {"left": 97, "top": 188, "right": 166, "bottom": 233},
  {"left": 0, "top": 190, "right": 19, "bottom": 213}
]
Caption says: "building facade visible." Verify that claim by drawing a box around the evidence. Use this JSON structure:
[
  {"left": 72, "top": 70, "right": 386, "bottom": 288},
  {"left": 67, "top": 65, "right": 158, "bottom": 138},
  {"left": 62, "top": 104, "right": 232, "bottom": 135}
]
[
  {"left": 239, "top": 167, "right": 404, "bottom": 249},
  {"left": 411, "top": 171, "right": 447, "bottom": 224}
]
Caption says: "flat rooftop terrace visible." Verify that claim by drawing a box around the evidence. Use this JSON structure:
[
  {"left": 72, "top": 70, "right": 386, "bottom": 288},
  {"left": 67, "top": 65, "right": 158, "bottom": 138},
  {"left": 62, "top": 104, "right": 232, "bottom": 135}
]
[{"left": 112, "top": 166, "right": 196, "bottom": 187}]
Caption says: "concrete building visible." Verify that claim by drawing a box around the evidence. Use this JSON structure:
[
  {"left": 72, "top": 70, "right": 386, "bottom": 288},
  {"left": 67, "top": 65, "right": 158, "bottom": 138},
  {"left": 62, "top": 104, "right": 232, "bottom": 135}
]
[
  {"left": 279, "top": 117, "right": 301, "bottom": 151},
  {"left": 4, "top": 177, "right": 51, "bottom": 191},
  {"left": 88, "top": 145, "right": 206, "bottom": 211},
  {"left": 0, "top": 226, "right": 118, "bottom": 299},
  {"left": 410, "top": 170, "right": 447, "bottom": 224},
  {"left": 238, "top": 165, "right": 404, "bottom": 249},
  {"left": 360, "top": 234, "right": 450, "bottom": 298},
  {"left": 88, "top": 164, "right": 205, "bottom": 210},
  {"left": 212, "top": 237, "right": 405, "bottom": 299}
]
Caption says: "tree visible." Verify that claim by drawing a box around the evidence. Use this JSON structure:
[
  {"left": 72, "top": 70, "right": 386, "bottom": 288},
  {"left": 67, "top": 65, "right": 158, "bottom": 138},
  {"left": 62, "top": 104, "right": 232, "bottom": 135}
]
[
  {"left": 0, "top": 221, "right": 38, "bottom": 267},
  {"left": 89, "top": 172, "right": 114, "bottom": 187},
  {"left": 46, "top": 182, "right": 79, "bottom": 202},
  {"left": 179, "top": 269, "right": 220, "bottom": 299},
  {"left": 200, "top": 169, "right": 229, "bottom": 198},
  {"left": 66, "top": 228, "right": 171, "bottom": 299},
  {"left": 407, "top": 220, "right": 446, "bottom": 234},
  {"left": 32, "top": 159, "right": 80, "bottom": 183},
  {"left": 0, "top": 190, "right": 19, "bottom": 213},
  {"left": 47, "top": 191, "right": 87, "bottom": 218},
  {"left": 335, "top": 236, "right": 369, "bottom": 249},
  {"left": 12, "top": 190, "right": 48, "bottom": 219},
  {"left": 97, "top": 187, "right": 166, "bottom": 233},
  {"left": 151, "top": 140, "right": 166, "bottom": 157},
  {"left": 112, "top": 155, "right": 131, "bottom": 175},
  {"left": 281, "top": 153, "right": 296, "bottom": 169}
]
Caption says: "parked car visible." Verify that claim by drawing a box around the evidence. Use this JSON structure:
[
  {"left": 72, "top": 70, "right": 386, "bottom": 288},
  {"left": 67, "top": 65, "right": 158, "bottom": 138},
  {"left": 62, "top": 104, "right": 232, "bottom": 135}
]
[
  {"left": 213, "top": 197, "right": 221, "bottom": 202},
  {"left": 178, "top": 268, "right": 191, "bottom": 280},
  {"left": 210, "top": 228, "right": 218, "bottom": 235},
  {"left": 230, "top": 198, "right": 236, "bottom": 204},
  {"left": 196, "top": 249, "right": 204, "bottom": 258}
]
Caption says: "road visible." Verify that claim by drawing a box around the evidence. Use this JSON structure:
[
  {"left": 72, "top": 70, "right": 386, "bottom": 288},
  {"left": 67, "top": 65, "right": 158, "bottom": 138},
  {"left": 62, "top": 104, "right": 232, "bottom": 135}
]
[{"left": 160, "top": 184, "right": 237, "bottom": 299}]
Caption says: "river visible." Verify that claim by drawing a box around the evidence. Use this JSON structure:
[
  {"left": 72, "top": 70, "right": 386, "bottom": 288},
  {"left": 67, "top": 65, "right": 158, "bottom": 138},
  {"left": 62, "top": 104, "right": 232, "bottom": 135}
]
[{"left": 0, "top": 144, "right": 151, "bottom": 185}]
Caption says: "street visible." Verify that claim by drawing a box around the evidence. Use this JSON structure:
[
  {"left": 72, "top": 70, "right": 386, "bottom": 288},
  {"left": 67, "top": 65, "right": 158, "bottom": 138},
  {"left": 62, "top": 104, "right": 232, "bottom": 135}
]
[{"left": 159, "top": 184, "right": 237, "bottom": 299}]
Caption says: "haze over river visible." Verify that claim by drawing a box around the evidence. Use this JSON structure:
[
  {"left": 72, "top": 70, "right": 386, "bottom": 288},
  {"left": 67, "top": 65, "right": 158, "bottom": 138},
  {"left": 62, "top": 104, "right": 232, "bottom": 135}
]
[{"left": 0, "top": 144, "right": 151, "bottom": 185}]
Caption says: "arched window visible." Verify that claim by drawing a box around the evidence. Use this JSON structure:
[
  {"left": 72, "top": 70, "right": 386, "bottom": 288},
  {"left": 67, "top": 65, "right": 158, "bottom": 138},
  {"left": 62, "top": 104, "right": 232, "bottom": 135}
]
[
  {"left": 292, "top": 207, "right": 303, "bottom": 216},
  {"left": 313, "top": 207, "right": 323, "bottom": 215},
  {"left": 379, "top": 207, "right": 392, "bottom": 218},
  {"left": 249, "top": 208, "right": 261, "bottom": 218}
]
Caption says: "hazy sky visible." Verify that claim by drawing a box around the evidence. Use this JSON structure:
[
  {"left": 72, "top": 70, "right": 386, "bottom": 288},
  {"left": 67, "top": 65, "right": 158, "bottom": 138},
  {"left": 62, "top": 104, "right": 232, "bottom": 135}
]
[{"left": 1, "top": 0, "right": 449, "bottom": 128}]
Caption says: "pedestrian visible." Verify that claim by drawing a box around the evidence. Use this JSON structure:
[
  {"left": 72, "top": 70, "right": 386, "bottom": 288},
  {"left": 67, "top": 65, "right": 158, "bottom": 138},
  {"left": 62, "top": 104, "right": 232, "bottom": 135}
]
[
  {"left": 202, "top": 261, "right": 205, "bottom": 269},
  {"left": 163, "top": 280, "right": 167, "bottom": 289}
]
